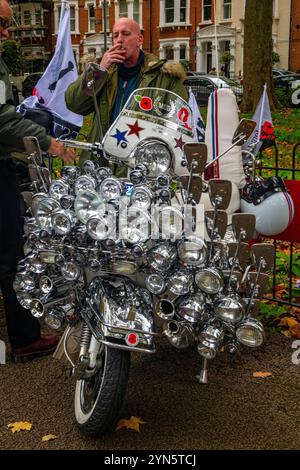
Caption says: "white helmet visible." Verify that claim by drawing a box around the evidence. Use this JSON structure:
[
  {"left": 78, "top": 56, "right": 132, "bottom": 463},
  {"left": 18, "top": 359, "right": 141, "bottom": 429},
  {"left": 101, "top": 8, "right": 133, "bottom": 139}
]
[{"left": 240, "top": 177, "right": 294, "bottom": 236}]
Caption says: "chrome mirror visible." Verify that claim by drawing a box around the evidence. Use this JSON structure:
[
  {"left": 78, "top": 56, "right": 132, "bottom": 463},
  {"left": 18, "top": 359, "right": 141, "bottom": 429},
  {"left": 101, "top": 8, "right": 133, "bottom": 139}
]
[
  {"left": 23, "top": 136, "right": 43, "bottom": 165},
  {"left": 247, "top": 272, "right": 270, "bottom": 297},
  {"left": 205, "top": 210, "right": 227, "bottom": 240},
  {"left": 208, "top": 179, "right": 232, "bottom": 210},
  {"left": 183, "top": 143, "right": 207, "bottom": 174},
  {"left": 232, "top": 213, "right": 256, "bottom": 242},
  {"left": 228, "top": 242, "right": 249, "bottom": 269},
  {"left": 251, "top": 244, "right": 275, "bottom": 272}
]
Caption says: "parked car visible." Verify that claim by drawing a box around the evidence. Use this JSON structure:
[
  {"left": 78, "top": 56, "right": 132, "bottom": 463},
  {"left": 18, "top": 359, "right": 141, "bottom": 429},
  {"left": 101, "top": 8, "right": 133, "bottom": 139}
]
[
  {"left": 273, "top": 73, "right": 300, "bottom": 107},
  {"left": 21, "top": 72, "right": 43, "bottom": 99},
  {"left": 184, "top": 75, "right": 243, "bottom": 106},
  {"left": 272, "top": 68, "right": 293, "bottom": 77}
]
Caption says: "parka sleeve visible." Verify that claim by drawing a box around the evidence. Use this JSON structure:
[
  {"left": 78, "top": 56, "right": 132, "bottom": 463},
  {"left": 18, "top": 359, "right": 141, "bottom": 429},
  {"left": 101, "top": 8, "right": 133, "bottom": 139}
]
[
  {"left": 0, "top": 103, "right": 51, "bottom": 154},
  {"left": 65, "top": 73, "right": 97, "bottom": 116}
]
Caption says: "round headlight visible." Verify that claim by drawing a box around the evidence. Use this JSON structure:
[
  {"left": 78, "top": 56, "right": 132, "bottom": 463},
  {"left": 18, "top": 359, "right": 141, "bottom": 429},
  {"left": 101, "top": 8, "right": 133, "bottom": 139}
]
[
  {"left": 197, "top": 325, "right": 224, "bottom": 359},
  {"left": 214, "top": 296, "right": 245, "bottom": 324},
  {"left": 177, "top": 236, "right": 207, "bottom": 266},
  {"left": 60, "top": 261, "right": 80, "bottom": 281},
  {"left": 236, "top": 319, "right": 265, "bottom": 347},
  {"left": 148, "top": 243, "right": 177, "bottom": 272},
  {"left": 87, "top": 215, "right": 115, "bottom": 240},
  {"left": 121, "top": 213, "right": 150, "bottom": 244},
  {"left": 44, "top": 309, "right": 64, "bottom": 330},
  {"left": 83, "top": 160, "right": 96, "bottom": 174},
  {"left": 74, "top": 175, "right": 96, "bottom": 195},
  {"left": 28, "top": 256, "right": 46, "bottom": 274},
  {"left": 16, "top": 292, "right": 33, "bottom": 309},
  {"left": 167, "top": 271, "right": 193, "bottom": 296},
  {"left": 31, "top": 192, "right": 47, "bottom": 217},
  {"left": 99, "top": 176, "right": 122, "bottom": 201},
  {"left": 13, "top": 273, "right": 35, "bottom": 292},
  {"left": 177, "top": 293, "right": 206, "bottom": 323},
  {"left": 195, "top": 268, "right": 223, "bottom": 294},
  {"left": 74, "top": 189, "right": 105, "bottom": 224},
  {"left": 30, "top": 299, "right": 44, "bottom": 318},
  {"left": 61, "top": 165, "right": 81, "bottom": 183},
  {"left": 131, "top": 185, "right": 153, "bottom": 210},
  {"left": 35, "top": 197, "right": 60, "bottom": 230},
  {"left": 145, "top": 273, "right": 165, "bottom": 294},
  {"left": 51, "top": 210, "right": 74, "bottom": 235},
  {"left": 49, "top": 180, "right": 69, "bottom": 200},
  {"left": 135, "top": 141, "right": 171, "bottom": 177},
  {"left": 39, "top": 275, "right": 53, "bottom": 295}
]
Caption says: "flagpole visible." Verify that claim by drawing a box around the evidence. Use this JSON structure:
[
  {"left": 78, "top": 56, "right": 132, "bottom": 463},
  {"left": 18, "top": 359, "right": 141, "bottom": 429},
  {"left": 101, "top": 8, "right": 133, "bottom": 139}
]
[
  {"left": 60, "top": 0, "right": 67, "bottom": 21},
  {"left": 256, "top": 83, "right": 267, "bottom": 146},
  {"left": 214, "top": 0, "right": 219, "bottom": 79}
]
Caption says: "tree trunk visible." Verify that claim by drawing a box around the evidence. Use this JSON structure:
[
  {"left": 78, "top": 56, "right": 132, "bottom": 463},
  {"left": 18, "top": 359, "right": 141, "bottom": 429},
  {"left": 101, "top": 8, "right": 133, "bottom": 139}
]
[{"left": 241, "top": 0, "right": 277, "bottom": 112}]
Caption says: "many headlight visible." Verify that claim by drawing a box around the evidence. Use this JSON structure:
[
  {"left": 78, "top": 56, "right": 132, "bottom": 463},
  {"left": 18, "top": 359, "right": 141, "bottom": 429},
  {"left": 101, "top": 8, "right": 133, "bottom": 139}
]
[
  {"left": 177, "top": 293, "right": 206, "bottom": 323},
  {"left": 135, "top": 141, "right": 171, "bottom": 177},
  {"left": 87, "top": 215, "right": 115, "bottom": 240},
  {"left": 166, "top": 271, "right": 193, "bottom": 296},
  {"left": 148, "top": 243, "right": 177, "bottom": 272},
  {"left": 74, "top": 189, "right": 105, "bottom": 224},
  {"left": 130, "top": 185, "right": 153, "bottom": 210},
  {"left": 145, "top": 273, "right": 166, "bottom": 294},
  {"left": 214, "top": 296, "right": 244, "bottom": 324},
  {"left": 35, "top": 197, "right": 60, "bottom": 230},
  {"left": 177, "top": 236, "right": 207, "bottom": 266},
  {"left": 51, "top": 210, "right": 75, "bottom": 235},
  {"left": 99, "top": 176, "right": 122, "bottom": 201}
]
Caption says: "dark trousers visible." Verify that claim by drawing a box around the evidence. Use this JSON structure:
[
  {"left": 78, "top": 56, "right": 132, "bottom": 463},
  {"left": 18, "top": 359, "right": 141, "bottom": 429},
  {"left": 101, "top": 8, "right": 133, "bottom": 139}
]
[{"left": 0, "top": 159, "right": 40, "bottom": 348}]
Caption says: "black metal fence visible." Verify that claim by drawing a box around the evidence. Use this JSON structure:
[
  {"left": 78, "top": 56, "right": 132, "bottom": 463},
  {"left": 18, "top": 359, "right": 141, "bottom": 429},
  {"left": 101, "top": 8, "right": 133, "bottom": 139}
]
[{"left": 258, "top": 143, "right": 300, "bottom": 308}]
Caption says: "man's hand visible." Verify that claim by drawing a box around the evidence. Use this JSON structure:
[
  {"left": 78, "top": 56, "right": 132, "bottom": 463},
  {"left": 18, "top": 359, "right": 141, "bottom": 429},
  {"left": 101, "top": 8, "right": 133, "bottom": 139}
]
[
  {"left": 47, "top": 138, "right": 76, "bottom": 164},
  {"left": 100, "top": 44, "right": 126, "bottom": 69}
]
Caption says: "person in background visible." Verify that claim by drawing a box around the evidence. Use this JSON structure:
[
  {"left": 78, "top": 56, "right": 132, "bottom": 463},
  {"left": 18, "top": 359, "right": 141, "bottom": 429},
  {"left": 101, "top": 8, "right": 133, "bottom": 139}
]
[
  {"left": 0, "top": 0, "right": 76, "bottom": 362},
  {"left": 65, "top": 17, "right": 188, "bottom": 167},
  {"left": 209, "top": 67, "right": 217, "bottom": 75}
]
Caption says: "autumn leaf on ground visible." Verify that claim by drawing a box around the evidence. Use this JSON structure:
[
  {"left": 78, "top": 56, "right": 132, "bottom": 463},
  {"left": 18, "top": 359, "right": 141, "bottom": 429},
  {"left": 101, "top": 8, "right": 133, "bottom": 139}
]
[
  {"left": 290, "top": 324, "right": 300, "bottom": 339},
  {"left": 252, "top": 372, "right": 273, "bottom": 378},
  {"left": 7, "top": 421, "right": 32, "bottom": 433},
  {"left": 281, "top": 330, "right": 292, "bottom": 337},
  {"left": 279, "top": 317, "right": 299, "bottom": 328},
  {"left": 116, "top": 416, "right": 146, "bottom": 432},
  {"left": 41, "top": 434, "right": 58, "bottom": 442}
]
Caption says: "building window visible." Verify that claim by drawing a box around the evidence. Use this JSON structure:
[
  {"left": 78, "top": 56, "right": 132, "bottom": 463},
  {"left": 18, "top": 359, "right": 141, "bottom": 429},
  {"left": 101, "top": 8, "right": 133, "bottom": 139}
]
[
  {"left": 119, "top": 0, "right": 128, "bottom": 17},
  {"left": 133, "top": 0, "right": 139, "bottom": 23},
  {"left": 165, "top": 46, "right": 174, "bottom": 60},
  {"left": 165, "top": 0, "right": 174, "bottom": 23},
  {"left": 180, "top": 44, "right": 186, "bottom": 60},
  {"left": 223, "top": 0, "right": 231, "bottom": 20},
  {"left": 23, "top": 10, "right": 31, "bottom": 25},
  {"left": 88, "top": 4, "right": 95, "bottom": 31},
  {"left": 35, "top": 9, "right": 42, "bottom": 25},
  {"left": 203, "top": 0, "right": 212, "bottom": 22},
  {"left": 180, "top": 0, "right": 186, "bottom": 22},
  {"left": 102, "top": 2, "right": 110, "bottom": 32}
]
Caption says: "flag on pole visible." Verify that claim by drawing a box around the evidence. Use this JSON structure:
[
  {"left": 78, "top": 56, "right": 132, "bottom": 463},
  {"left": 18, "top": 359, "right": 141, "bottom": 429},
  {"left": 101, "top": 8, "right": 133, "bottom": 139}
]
[
  {"left": 242, "top": 83, "right": 275, "bottom": 156},
  {"left": 19, "top": 2, "right": 82, "bottom": 138},
  {"left": 188, "top": 88, "right": 205, "bottom": 143}
]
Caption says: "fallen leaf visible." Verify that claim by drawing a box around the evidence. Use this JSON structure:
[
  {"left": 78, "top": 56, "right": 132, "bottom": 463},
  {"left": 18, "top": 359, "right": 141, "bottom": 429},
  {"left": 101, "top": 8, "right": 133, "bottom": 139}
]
[
  {"left": 290, "top": 324, "right": 300, "bottom": 339},
  {"left": 7, "top": 421, "right": 32, "bottom": 433},
  {"left": 41, "top": 434, "right": 58, "bottom": 442},
  {"left": 116, "top": 416, "right": 146, "bottom": 432},
  {"left": 279, "top": 317, "right": 299, "bottom": 328},
  {"left": 252, "top": 372, "right": 273, "bottom": 378},
  {"left": 281, "top": 330, "right": 292, "bottom": 337}
]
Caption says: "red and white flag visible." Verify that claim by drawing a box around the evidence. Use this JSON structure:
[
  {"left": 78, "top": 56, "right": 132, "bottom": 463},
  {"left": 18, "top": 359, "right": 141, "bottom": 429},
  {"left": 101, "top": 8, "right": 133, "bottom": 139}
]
[{"left": 242, "top": 83, "right": 275, "bottom": 156}]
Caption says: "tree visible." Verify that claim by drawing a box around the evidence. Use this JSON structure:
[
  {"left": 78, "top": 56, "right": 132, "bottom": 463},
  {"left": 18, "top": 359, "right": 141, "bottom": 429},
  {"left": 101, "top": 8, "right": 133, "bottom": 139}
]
[
  {"left": 2, "top": 40, "right": 23, "bottom": 75},
  {"left": 241, "top": 0, "right": 277, "bottom": 112}
]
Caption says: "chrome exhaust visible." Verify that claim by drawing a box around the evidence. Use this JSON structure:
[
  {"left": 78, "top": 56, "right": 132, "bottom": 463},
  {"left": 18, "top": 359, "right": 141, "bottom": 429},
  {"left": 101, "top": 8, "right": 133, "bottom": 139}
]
[{"left": 155, "top": 299, "right": 175, "bottom": 320}]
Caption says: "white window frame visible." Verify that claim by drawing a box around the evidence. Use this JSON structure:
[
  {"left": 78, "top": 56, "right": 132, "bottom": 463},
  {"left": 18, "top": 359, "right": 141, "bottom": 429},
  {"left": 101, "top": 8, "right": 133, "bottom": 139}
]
[
  {"left": 159, "top": 0, "right": 190, "bottom": 27},
  {"left": 99, "top": 0, "right": 111, "bottom": 32},
  {"left": 54, "top": 1, "right": 79, "bottom": 35},
  {"left": 159, "top": 38, "right": 189, "bottom": 62},
  {"left": 223, "top": 0, "right": 231, "bottom": 20},
  {"left": 165, "top": 0, "right": 174, "bottom": 23},
  {"left": 85, "top": 1, "right": 96, "bottom": 33}
]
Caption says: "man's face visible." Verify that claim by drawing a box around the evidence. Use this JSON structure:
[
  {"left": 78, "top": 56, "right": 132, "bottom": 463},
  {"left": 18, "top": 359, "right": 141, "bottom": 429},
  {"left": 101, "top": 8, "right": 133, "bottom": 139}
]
[
  {"left": 0, "top": 0, "right": 13, "bottom": 39},
  {"left": 112, "top": 19, "right": 143, "bottom": 67}
]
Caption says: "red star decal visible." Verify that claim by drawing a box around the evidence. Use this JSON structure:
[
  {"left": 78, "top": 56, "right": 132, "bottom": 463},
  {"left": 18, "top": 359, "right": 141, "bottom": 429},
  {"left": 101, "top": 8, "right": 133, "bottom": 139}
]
[
  {"left": 174, "top": 136, "right": 185, "bottom": 150},
  {"left": 127, "top": 120, "right": 144, "bottom": 138}
]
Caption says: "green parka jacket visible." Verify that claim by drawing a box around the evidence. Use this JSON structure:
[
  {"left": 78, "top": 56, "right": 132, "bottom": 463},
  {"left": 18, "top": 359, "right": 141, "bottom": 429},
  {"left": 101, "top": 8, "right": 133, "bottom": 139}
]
[
  {"left": 0, "top": 57, "right": 51, "bottom": 159},
  {"left": 65, "top": 53, "right": 188, "bottom": 164}
]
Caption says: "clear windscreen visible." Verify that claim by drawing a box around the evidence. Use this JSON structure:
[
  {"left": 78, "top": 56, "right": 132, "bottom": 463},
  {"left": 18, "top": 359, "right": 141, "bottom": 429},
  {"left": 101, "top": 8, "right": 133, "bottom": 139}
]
[{"left": 122, "top": 88, "right": 193, "bottom": 132}]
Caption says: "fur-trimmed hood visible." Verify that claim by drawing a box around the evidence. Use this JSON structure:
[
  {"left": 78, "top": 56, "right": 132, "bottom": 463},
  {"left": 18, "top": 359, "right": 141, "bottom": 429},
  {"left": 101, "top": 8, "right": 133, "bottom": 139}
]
[{"left": 144, "top": 53, "right": 186, "bottom": 81}]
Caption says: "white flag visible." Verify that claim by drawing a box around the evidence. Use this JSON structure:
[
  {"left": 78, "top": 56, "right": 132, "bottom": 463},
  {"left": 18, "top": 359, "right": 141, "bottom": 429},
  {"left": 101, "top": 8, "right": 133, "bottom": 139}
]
[
  {"left": 188, "top": 89, "right": 205, "bottom": 143},
  {"left": 242, "top": 83, "right": 275, "bottom": 156},
  {"left": 19, "top": 4, "right": 82, "bottom": 138}
]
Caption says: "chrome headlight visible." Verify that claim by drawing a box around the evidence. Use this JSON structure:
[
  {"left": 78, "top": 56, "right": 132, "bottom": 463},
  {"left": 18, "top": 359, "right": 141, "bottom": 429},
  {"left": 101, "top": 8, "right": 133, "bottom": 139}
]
[
  {"left": 61, "top": 165, "right": 81, "bottom": 183},
  {"left": 99, "top": 176, "right": 122, "bottom": 201},
  {"left": 236, "top": 319, "right": 265, "bottom": 347},
  {"left": 195, "top": 268, "right": 223, "bottom": 294},
  {"left": 31, "top": 192, "right": 47, "bottom": 217},
  {"left": 130, "top": 185, "right": 153, "bottom": 210},
  {"left": 177, "top": 236, "right": 207, "bottom": 266},
  {"left": 60, "top": 261, "right": 80, "bottom": 281},
  {"left": 51, "top": 210, "right": 74, "bottom": 235},
  {"left": 39, "top": 276, "right": 53, "bottom": 295},
  {"left": 30, "top": 299, "right": 44, "bottom": 318},
  {"left": 158, "top": 206, "right": 184, "bottom": 240},
  {"left": 74, "top": 175, "right": 96, "bottom": 195},
  {"left": 87, "top": 215, "right": 115, "bottom": 240},
  {"left": 166, "top": 271, "right": 193, "bottom": 296},
  {"left": 28, "top": 256, "right": 46, "bottom": 274},
  {"left": 74, "top": 189, "right": 105, "bottom": 224},
  {"left": 177, "top": 293, "right": 206, "bottom": 323},
  {"left": 148, "top": 243, "right": 177, "bottom": 272},
  {"left": 35, "top": 197, "right": 60, "bottom": 230},
  {"left": 13, "top": 273, "right": 35, "bottom": 292},
  {"left": 49, "top": 180, "right": 69, "bottom": 200},
  {"left": 197, "top": 325, "right": 224, "bottom": 359},
  {"left": 214, "top": 296, "right": 245, "bottom": 324},
  {"left": 121, "top": 212, "right": 150, "bottom": 244},
  {"left": 135, "top": 141, "right": 171, "bottom": 177},
  {"left": 44, "top": 309, "right": 65, "bottom": 330},
  {"left": 145, "top": 273, "right": 166, "bottom": 294},
  {"left": 16, "top": 292, "right": 33, "bottom": 309}
]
